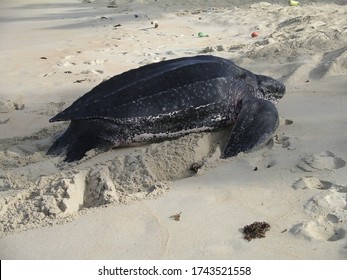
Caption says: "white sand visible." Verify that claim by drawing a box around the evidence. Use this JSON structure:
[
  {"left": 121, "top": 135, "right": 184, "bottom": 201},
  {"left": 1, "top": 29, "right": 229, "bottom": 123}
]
[{"left": 0, "top": 0, "right": 347, "bottom": 259}]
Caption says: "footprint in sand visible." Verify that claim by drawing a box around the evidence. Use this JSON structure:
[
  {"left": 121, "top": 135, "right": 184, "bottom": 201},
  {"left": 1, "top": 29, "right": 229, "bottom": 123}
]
[
  {"left": 0, "top": 99, "right": 25, "bottom": 113},
  {"left": 290, "top": 221, "right": 346, "bottom": 242},
  {"left": 290, "top": 176, "right": 347, "bottom": 242},
  {"left": 0, "top": 99, "right": 24, "bottom": 125},
  {"left": 81, "top": 69, "right": 104, "bottom": 75},
  {"left": 292, "top": 177, "right": 333, "bottom": 190},
  {"left": 291, "top": 151, "right": 346, "bottom": 242},
  {"left": 274, "top": 135, "right": 290, "bottom": 149},
  {"left": 274, "top": 118, "right": 293, "bottom": 148},
  {"left": 0, "top": 126, "right": 64, "bottom": 169},
  {"left": 53, "top": 52, "right": 108, "bottom": 78},
  {"left": 83, "top": 59, "right": 107, "bottom": 65},
  {"left": 35, "top": 102, "right": 66, "bottom": 116},
  {"left": 56, "top": 61, "right": 74, "bottom": 67},
  {"left": 56, "top": 55, "right": 76, "bottom": 68},
  {"left": 297, "top": 151, "right": 346, "bottom": 172}
]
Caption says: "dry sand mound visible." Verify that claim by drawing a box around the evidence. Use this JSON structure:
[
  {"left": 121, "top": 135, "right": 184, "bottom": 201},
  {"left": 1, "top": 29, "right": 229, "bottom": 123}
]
[{"left": 0, "top": 126, "right": 228, "bottom": 236}]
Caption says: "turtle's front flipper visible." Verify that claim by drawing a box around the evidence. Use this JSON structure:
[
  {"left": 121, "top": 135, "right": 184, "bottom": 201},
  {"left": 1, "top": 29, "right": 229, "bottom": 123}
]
[{"left": 222, "top": 98, "right": 279, "bottom": 158}]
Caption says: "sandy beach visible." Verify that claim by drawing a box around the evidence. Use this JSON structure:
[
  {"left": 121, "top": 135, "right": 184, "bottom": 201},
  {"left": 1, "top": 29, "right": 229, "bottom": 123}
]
[{"left": 0, "top": 0, "right": 347, "bottom": 259}]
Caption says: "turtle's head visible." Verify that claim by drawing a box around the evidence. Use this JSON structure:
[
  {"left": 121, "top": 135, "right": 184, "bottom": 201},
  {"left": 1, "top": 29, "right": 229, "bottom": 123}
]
[{"left": 257, "top": 75, "right": 285, "bottom": 104}]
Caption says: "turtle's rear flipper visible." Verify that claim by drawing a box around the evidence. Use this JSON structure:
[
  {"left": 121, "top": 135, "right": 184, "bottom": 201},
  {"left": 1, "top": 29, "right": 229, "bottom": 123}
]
[
  {"left": 47, "top": 120, "right": 117, "bottom": 162},
  {"left": 64, "top": 136, "right": 111, "bottom": 162},
  {"left": 48, "top": 133, "right": 111, "bottom": 162},
  {"left": 46, "top": 125, "right": 84, "bottom": 162},
  {"left": 47, "top": 130, "right": 72, "bottom": 156},
  {"left": 222, "top": 98, "right": 279, "bottom": 158}
]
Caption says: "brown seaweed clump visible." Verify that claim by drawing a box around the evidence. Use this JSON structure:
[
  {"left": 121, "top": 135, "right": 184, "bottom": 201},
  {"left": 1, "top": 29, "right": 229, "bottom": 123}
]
[{"left": 243, "top": 221, "right": 270, "bottom": 241}]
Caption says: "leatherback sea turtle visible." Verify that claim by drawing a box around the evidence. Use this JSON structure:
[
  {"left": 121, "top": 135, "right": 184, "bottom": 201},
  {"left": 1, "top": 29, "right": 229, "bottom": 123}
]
[{"left": 47, "top": 55, "right": 285, "bottom": 162}]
